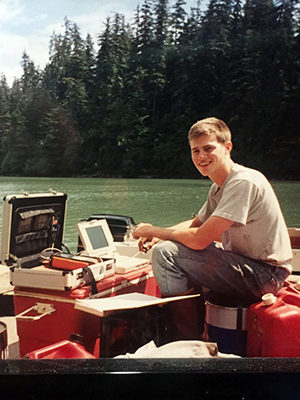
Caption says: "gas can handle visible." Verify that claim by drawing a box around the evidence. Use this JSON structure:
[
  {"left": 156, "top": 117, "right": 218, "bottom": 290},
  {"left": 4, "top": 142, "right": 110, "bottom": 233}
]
[{"left": 16, "top": 302, "right": 55, "bottom": 321}]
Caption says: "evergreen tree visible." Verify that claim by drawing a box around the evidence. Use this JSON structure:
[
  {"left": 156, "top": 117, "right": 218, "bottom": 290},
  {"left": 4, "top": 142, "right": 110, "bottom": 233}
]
[
  {"left": 1, "top": 79, "right": 26, "bottom": 175},
  {"left": 0, "top": 75, "right": 11, "bottom": 169},
  {"left": 38, "top": 105, "right": 81, "bottom": 176},
  {"left": 154, "top": 0, "right": 170, "bottom": 46},
  {"left": 202, "top": 0, "right": 234, "bottom": 43},
  {"left": 91, "top": 13, "right": 135, "bottom": 176},
  {"left": 1, "top": 53, "right": 48, "bottom": 175},
  {"left": 181, "top": 0, "right": 202, "bottom": 41},
  {"left": 21, "top": 51, "right": 41, "bottom": 93},
  {"left": 170, "top": 0, "right": 187, "bottom": 44},
  {"left": 83, "top": 33, "right": 96, "bottom": 96},
  {"left": 231, "top": 0, "right": 243, "bottom": 36},
  {"left": 139, "top": 0, "right": 155, "bottom": 49}
]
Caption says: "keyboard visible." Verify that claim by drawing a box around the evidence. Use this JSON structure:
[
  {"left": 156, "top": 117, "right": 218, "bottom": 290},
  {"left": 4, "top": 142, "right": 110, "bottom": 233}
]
[{"left": 114, "top": 255, "right": 149, "bottom": 273}]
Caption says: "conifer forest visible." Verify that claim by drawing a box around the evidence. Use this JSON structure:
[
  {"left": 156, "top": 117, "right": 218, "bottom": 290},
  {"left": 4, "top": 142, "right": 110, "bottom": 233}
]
[{"left": 0, "top": 0, "right": 299, "bottom": 179}]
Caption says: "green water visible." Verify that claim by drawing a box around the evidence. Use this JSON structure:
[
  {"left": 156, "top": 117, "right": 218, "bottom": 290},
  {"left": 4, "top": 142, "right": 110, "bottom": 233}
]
[{"left": 0, "top": 177, "right": 299, "bottom": 252}]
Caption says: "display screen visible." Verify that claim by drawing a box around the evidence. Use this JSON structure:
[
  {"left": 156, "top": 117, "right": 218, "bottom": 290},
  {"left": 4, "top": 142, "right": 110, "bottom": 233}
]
[{"left": 85, "top": 225, "right": 109, "bottom": 250}]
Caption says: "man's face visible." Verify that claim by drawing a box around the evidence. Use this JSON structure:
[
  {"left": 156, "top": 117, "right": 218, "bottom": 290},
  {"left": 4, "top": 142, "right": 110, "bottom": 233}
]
[{"left": 190, "top": 134, "right": 232, "bottom": 179}]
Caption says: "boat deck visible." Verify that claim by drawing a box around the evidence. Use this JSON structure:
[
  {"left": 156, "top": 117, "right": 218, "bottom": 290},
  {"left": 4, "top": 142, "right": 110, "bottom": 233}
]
[{"left": 1, "top": 239, "right": 299, "bottom": 360}]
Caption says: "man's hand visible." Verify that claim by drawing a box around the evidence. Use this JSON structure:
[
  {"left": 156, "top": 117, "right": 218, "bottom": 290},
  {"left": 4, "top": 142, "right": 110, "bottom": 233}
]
[
  {"left": 138, "top": 237, "right": 160, "bottom": 253},
  {"left": 133, "top": 223, "right": 159, "bottom": 253}
]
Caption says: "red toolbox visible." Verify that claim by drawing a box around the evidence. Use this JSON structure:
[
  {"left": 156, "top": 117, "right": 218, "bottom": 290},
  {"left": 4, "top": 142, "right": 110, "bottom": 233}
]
[
  {"left": 14, "top": 263, "right": 160, "bottom": 358},
  {"left": 246, "top": 282, "right": 300, "bottom": 357}
]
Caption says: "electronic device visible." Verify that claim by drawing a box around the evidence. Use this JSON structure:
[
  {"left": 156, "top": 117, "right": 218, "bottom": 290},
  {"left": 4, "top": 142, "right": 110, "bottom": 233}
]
[{"left": 76, "top": 219, "right": 149, "bottom": 273}]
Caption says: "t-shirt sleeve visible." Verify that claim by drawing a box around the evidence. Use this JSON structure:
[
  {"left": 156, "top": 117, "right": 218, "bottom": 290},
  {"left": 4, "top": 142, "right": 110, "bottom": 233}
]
[
  {"left": 197, "top": 200, "right": 210, "bottom": 223},
  {"left": 197, "top": 184, "right": 218, "bottom": 223},
  {"left": 211, "top": 179, "right": 260, "bottom": 225}
]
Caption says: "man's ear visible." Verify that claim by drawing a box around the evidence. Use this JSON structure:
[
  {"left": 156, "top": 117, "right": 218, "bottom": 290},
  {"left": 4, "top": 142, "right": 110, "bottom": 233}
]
[{"left": 225, "top": 141, "right": 232, "bottom": 154}]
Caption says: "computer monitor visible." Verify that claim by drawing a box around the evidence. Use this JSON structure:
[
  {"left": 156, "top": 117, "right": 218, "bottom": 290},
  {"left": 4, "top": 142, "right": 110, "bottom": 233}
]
[{"left": 77, "top": 219, "right": 115, "bottom": 257}]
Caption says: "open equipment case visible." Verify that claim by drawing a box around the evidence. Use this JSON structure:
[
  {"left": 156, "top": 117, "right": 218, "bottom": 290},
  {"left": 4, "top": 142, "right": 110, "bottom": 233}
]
[
  {"left": 1, "top": 192, "right": 67, "bottom": 268},
  {"left": 1, "top": 192, "right": 115, "bottom": 291}
]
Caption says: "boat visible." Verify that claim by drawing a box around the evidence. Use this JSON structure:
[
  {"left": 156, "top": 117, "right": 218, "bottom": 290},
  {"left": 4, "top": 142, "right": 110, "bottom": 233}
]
[{"left": 0, "top": 192, "right": 299, "bottom": 398}]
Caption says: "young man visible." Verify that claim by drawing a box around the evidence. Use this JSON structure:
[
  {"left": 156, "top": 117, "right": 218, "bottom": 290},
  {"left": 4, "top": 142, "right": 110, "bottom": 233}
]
[{"left": 133, "top": 117, "right": 292, "bottom": 305}]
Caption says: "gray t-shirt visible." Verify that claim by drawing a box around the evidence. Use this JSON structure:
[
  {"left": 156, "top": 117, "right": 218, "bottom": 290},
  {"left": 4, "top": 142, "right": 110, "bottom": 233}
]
[{"left": 198, "top": 163, "right": 292, "bottom": 271}]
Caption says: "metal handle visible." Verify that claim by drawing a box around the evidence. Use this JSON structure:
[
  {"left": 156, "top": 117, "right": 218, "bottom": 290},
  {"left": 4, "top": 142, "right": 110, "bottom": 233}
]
[{"left": 16, "top": 302, "right": 55, "bottom": 321}]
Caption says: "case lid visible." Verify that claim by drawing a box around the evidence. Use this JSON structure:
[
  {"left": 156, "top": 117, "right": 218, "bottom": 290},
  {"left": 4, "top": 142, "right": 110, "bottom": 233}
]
[{"left": 1, "top": 192, "right": 67, "bottom": 267}]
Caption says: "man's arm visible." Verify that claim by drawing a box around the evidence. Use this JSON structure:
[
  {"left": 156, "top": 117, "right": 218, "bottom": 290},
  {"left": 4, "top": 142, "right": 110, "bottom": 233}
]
[{"left": 133, "top": 215, "right": 233, "bottom": 250}]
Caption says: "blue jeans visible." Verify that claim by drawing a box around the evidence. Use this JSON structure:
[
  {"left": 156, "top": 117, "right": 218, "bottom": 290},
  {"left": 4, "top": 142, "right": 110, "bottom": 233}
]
[{"left": 151, "top": 241, "right": 290, "bottom": 304}]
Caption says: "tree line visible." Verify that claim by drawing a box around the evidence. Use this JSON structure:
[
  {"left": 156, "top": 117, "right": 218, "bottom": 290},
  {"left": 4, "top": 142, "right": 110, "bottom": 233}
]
[{"left": 0, "top": 0, "right": 299, "bottom": 179}]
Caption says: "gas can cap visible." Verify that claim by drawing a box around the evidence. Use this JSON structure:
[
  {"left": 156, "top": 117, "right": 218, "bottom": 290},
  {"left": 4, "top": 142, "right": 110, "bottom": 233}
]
[{"left": 262, "top": 293, "right": 276, "bottom": 306}]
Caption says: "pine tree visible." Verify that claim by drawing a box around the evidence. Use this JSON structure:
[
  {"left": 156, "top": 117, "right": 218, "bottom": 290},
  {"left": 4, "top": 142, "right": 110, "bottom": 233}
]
[
  {"left": 231, "top": 0, "right": 243, "bottom": 36},
  {"left": 37, "top": 105, "right": 81, "bottom": 176},
  {"left": 154, "top": 0, "right": 170, "bottom": 46},
  {"left": 138, "top": 0, "right": 155, "bottom": 49},
  {"left": 170, "top": 0, "right": 187, "bottom": 44},
  {"left": 202, "top": 0, "right": 234, "bottom": 43},
  {"left": 0, "top": 75, "right": 11, "bottom": 170},
  {"left": 181, "top": 0, "right": 202, "bottom": 41},
  {"left": 1, "top": 79, "right": 26, "bottom": 175}
]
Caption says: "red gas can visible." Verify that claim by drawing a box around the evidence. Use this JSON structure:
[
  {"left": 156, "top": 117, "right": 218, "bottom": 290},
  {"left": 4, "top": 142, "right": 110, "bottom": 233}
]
[
  {"left": 279, "top": 281, "right": 300, "bottom": 297},
  {"left": 247, "top": 287, "right": 300, "bottom": 357},
  {"left": 24, "top": 339, "right": 96, "bottom": 359}
]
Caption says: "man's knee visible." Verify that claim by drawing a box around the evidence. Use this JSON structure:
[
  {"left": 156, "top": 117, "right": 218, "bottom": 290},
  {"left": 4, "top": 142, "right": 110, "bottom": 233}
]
[
  {"left": 152, "top": 241, "right": 166, "bottom": 265},
  {"left": 151, "top": 241, "right": 176, "bottom": 276},
  {"left": 152, "top": 241, "right": 177, "bottom": 262}
]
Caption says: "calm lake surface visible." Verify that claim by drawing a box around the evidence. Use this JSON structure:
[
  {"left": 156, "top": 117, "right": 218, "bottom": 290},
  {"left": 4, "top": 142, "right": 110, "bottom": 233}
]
[{"left": 0, "top": 177, "right": 299, "bottom": 252}]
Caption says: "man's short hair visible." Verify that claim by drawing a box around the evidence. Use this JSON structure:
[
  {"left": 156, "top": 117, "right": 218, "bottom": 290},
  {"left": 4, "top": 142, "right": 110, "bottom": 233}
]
[{"left": 188, "top": 117, "right": 231, "bottom": 143}]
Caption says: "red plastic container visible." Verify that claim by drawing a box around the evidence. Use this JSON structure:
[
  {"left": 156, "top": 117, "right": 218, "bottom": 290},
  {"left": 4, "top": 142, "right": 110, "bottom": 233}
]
[
  {"left": 25, "top": 339, "right": 96, "bottom": 359},
  {"left": 279, "top": 281, "right": 300, "bottom": 297},
  {"left": 247, "top": 286, "right": 300, "bottom": 357},
  {"left": 0, "top": 322, "right": 8, "bottom": 359},
  {"left": 14, "top": 264, "right": 160, "bottom": 358}
]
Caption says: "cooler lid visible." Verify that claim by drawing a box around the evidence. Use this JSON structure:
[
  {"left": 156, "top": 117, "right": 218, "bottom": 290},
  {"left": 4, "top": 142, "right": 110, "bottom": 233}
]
[{"left": 1, "top": 192, "right": 67, "bottom": 267}]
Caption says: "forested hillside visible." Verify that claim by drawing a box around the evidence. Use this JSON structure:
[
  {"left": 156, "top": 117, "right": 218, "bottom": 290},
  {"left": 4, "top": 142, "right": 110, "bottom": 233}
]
[{"left": 0, "top": 0, "right": 299, "bottom": 179}]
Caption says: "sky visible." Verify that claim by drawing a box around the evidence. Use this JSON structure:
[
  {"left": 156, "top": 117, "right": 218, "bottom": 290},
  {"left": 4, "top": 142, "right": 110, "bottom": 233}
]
[{"left": 0, "top": 0, "right": 209, "bottom": 87}]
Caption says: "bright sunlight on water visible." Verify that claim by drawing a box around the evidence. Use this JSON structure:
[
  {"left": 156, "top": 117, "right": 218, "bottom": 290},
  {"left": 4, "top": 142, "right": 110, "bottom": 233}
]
[{"left": 0, "top": 177, "right": 299, "bottom": 252}]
